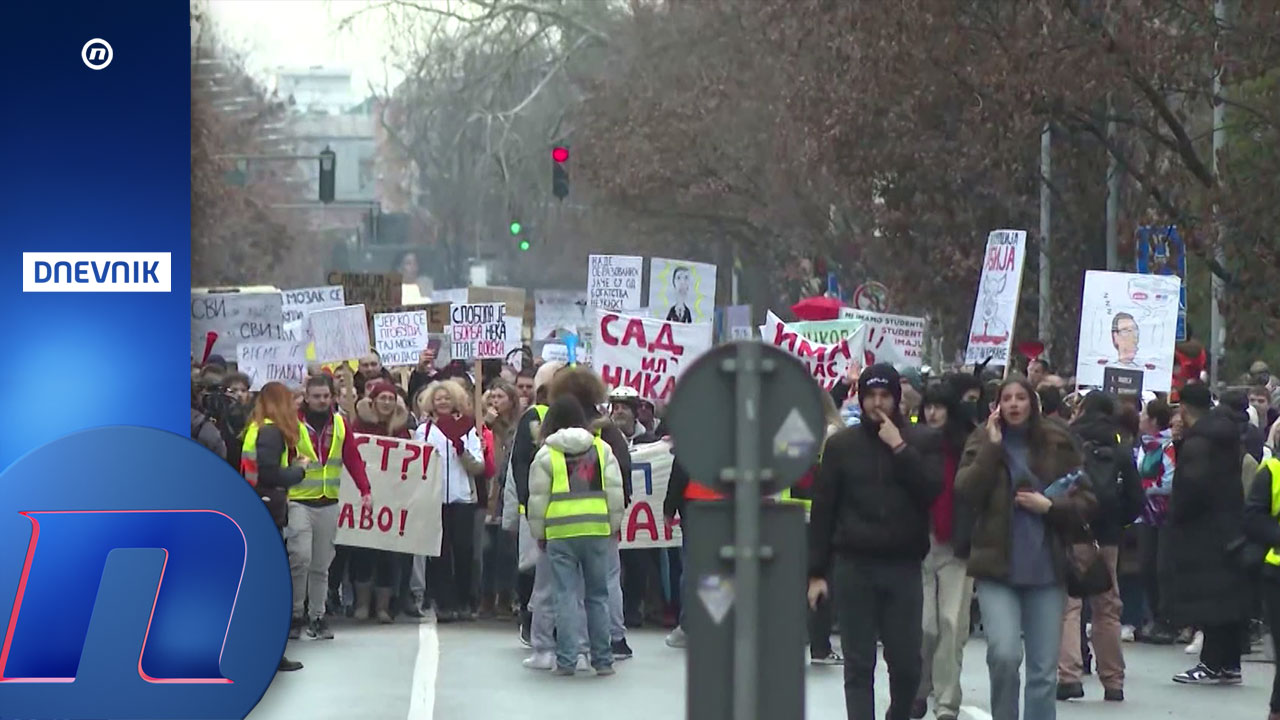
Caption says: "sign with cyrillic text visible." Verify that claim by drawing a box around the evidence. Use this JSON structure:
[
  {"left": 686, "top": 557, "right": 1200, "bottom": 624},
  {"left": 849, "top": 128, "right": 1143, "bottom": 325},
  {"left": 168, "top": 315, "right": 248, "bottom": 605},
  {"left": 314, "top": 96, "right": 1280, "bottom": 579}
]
[
  {"left": 326, "top": 271, "right": 402, "bottom": 314},
  {"left": 450, "top": 302, "right": 507, "bottom": 360},
  {"left": 281, "top": 285, "right": 344, "bottom": 341},
  {"left": 309, "top": 304, "right": 370, "bottom": 364},
  {"left": 761, "top": 310, "right": 865, "bottom": 390},
  {"left": 619, "top": 441, "right": 681, "bottom": 550},
  {"left": 964, "top": 229, "right": 1027, "bottom": 366},
  {"left": 336, "top": 435, "right": 443, "bottom": 556},
  {"left": 237, "top": 341, "right": 307, "bottom": 390},
  {"left": 191, "top": 291, "right": 286, "bottom": 359},
  {"left": 374, "top": 310, "right": 429, "bottom": 367},
  {"left": 588, "top": 255, "right": 643, "bottom": 311},
  {"left": 593, "top": 310, "right": 713, "bottom": 402}
]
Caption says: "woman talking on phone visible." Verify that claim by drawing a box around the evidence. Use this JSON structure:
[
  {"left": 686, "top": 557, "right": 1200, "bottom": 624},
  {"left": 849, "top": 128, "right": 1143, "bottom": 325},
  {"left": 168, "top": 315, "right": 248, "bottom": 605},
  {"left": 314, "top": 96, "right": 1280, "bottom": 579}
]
[{"left": 955, "top": 378, "right": 1095, "bottom": 720}]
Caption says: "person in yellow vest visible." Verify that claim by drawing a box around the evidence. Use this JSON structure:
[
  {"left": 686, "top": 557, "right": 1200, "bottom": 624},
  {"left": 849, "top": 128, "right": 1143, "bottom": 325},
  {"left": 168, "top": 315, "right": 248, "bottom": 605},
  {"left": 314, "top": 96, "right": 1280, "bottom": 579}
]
[
  {"left": 1245, "top": 457, "right": 1280, "bottom": 720},
  {"left": 240, "top": 381, "right": 309, "bottom": 673},
  {"left": 285, "top": 375, "right": 372, "bottom": 641},
  {"left": 527, "top": 394, "right": 626, "bottom": 676}
]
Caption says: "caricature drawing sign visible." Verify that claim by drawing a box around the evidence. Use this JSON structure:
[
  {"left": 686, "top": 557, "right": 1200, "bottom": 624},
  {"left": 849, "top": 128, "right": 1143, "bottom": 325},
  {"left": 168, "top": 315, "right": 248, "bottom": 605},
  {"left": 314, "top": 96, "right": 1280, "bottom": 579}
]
[
  {"left": 1074, "top": 270, "right": 1181, "bottom": 394},
  {"left": 964, "top": 230, "right": 1027, "bottom": 366},
  {"left": 649, "top": 258, "right": 716, "bottom": 324}
]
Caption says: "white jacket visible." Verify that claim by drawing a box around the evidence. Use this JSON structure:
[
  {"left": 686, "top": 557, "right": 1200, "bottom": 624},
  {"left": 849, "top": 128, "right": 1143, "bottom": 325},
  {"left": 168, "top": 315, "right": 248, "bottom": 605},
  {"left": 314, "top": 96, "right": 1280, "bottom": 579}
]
[
  {"left": 527, "top": 428, "right": 625, "bottom": 541},
  {"left": 413, "top": 420, "right": 484, "bottom": 505}
]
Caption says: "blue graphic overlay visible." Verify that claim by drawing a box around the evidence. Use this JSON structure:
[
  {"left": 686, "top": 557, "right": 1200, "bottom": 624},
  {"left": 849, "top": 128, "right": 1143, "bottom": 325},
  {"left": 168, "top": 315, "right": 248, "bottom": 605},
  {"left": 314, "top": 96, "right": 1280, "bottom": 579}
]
[
  {"left": 1136, "top": 225, "right": 1187, "bottom": 341},
  {"left": 0, "top": 427, "right": 290, "bottom": 719}
]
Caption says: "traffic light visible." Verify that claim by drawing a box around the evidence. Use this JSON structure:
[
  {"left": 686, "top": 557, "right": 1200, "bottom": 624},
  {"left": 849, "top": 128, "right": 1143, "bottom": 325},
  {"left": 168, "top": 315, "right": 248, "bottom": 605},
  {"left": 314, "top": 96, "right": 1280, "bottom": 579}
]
[
  {"left": 510, "top": 220, "right": 530, "bottom": 251},
  {"left": 551, "top": 145, "right": 569, "bottom": 200},
  {"left": 318, "top": 146, "right": 336, "bottom": 203}
]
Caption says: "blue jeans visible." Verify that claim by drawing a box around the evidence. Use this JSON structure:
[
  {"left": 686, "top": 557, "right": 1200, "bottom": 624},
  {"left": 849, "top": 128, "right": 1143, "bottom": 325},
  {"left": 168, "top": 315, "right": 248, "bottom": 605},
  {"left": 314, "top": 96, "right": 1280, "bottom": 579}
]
[
  {"left": 548, "top": 536, "right": 613, "bottom": 670},
  {"left": 975, "top": 581, "right": 1066, "bottom": 720}
]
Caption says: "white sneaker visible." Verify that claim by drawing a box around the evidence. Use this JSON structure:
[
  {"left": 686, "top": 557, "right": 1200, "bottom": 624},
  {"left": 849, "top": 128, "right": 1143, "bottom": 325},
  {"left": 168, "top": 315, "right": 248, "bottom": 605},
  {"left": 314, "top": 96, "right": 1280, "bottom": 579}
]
[
  {"left": 665, "top": 627, "right": 688, "bottom": 648},
  {"left": 522, "top": 652, "right": 555, "bottom": 670},
  {"left": 1185, "top": 631, "right": 1205, "bottom": 655},
  {"left": 1120, "top": 625, "right": 1136, "bottom": 643},
  {"left": 1086, "top": 622, "right": 1093, "bottom": 639},
  {"left": 576, "top": 654, "right": 591, "bottom": 672}
]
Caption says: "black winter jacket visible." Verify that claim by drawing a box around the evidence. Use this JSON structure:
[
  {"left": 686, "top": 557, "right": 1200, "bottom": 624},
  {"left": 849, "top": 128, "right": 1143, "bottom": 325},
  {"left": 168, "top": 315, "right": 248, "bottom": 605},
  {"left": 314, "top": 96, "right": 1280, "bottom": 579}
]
[
  {"left": 1071, "top": 412, "right": 1143, "bottom": 545},
  {"left": 1160, "top": 408, "right": 1253, "bottom": 626},
  {"left": 808, "top": 419, "right": 942, "bottom": 578},
  {"left": 254, "top": 424, "right": 305, "bottom": 528}
]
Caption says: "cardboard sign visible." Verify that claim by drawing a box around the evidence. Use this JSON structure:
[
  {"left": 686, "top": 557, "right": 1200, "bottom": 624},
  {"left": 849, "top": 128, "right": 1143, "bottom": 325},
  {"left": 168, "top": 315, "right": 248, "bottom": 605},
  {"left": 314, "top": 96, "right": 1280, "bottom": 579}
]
[
  {"left": 374, "top": 311, "right": 429, "bottom": 367},
  {"left": 840, "top": 309, "right": 927, "bottom": 368},
  {"left": 1075, "top": 270, "right": 1180, "bottom": 393},
  {"left": 310, "top": 304, "right": 370, "bottom": 364},
  {"left": 534, "top": 289, "right": 590, "bottom": 339},
  {"left": 335, "top": 435, "right": 443, "bottom": 556},
  {"left": 964, "top": 229, "right": 1027, "bottom": 366},
  {"left": 237, "top": 341, "right": 307, "bottom": 390},
  {"left": 649, "top": 258, "right": 716, "bottom": 324},
  {"left": 592, "top": 310, "right": 713, "bottom": 401},
  {"left": 619, "top": 441, "right": 682, "bottom": 550},
  {"left": 450, "top": 302, "right": 508, "bottom": 360},
  {"left": 425, "top": 302, "right": 451, "bottom": 332},
  {"left": 326, "top": 271, "right": 402, "bottom": 314},
  {"left": 281, "top": 285, "right": 345, "bottom": 341},
  {"left": 191, "top": 291, "right": 286, "bottom": 359},
  {"left": 588, "top": 255, "right": 643, "bottom": 311},
  {"left": 761, "top": 310, "right": 865, "bottom": 390}
]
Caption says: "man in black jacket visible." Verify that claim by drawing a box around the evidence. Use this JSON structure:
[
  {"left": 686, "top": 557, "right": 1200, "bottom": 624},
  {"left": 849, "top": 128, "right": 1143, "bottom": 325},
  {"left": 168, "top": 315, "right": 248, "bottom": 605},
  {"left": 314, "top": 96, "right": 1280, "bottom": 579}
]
[
  {"left": 809, "top": 364, "right": 942, "bottom": 720},
  {"left": 1059, "top": 391, "right": 1143, "bottom": 702}
]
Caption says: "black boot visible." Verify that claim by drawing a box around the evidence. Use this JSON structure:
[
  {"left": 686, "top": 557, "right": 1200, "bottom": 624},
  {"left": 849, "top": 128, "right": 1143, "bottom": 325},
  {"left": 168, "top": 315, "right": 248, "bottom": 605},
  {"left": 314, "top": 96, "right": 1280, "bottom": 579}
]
[{"left": 278, "top": 656, "right": 303, "bottom": 672}]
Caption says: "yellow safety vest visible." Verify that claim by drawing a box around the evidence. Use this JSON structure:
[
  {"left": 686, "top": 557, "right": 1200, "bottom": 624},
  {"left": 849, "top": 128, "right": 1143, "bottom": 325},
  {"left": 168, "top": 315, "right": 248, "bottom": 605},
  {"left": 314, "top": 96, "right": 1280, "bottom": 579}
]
[
  {"left": 777, "top": 440, "right": 826, "bottom": 513},
  {"left": 1262, "top": 458, "right": 1280, "bottom": 566},
  {"left": 519, "top": 405, "right": 550, "bottom": 516},
  {"left": 291, "top": 414, "right": 347, "bottom": 501},
  {"left": 544, "top": 438, "right": 611, "bottom": 540},
  {"left": 240, "top": 419, "right": 289, "bottom": 487}
]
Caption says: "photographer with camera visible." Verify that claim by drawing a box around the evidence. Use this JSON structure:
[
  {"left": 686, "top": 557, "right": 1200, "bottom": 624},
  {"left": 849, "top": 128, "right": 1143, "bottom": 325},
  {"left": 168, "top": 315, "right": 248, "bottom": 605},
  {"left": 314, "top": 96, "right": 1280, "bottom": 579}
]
[{"left": 191, "top": 382, "right": 227, "bottom": 459}]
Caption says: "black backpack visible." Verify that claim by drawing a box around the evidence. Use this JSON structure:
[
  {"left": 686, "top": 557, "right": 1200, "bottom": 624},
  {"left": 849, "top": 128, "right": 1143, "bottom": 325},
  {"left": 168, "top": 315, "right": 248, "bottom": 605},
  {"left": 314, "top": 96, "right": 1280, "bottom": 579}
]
[{"left": 1081, "top": 440, "right": 1121, "bottom": 512}]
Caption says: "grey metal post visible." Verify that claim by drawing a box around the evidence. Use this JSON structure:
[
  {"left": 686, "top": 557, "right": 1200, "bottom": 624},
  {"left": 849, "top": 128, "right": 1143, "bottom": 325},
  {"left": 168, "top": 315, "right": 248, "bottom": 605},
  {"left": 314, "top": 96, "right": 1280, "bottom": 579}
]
[
  {"left": 1105, "top": 97, "right": 1120, "bottom": 272},
  {"left": 1038, "top": 123, "right": 1052, "bottom": 350},
  {"left": 731, "top": 340, "right": 762, "bottom": 720}
]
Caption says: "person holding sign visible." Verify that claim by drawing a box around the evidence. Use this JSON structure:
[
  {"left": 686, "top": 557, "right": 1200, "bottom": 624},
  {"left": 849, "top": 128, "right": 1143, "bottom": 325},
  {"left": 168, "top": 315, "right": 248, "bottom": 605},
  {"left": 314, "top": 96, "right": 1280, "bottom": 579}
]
[{"left": 413, "top": 380, "right": 488, "bottom": 622}]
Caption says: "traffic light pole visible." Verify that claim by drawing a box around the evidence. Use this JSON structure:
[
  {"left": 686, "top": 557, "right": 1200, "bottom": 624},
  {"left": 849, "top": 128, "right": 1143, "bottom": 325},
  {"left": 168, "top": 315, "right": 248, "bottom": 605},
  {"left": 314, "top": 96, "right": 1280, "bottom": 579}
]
[{"left": 728, "top": 340, "right": 765, "bottom": 720}]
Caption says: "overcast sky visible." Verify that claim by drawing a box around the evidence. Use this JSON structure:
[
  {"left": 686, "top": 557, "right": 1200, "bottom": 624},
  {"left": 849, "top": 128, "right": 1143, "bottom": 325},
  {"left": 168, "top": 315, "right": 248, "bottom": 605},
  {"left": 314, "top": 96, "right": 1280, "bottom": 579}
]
[{"left": 208, "top": 0, "right": 403, "bottom": 94}]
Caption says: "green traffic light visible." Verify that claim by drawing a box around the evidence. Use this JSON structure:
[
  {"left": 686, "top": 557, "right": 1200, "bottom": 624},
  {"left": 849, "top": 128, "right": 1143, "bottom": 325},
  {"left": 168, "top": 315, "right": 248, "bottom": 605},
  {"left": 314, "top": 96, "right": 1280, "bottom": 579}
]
[
  {"left": 519, "top": 240, "right": 531, "bottom": 251},
  {"left": 509, "top": 221, "right": 522, "bottom": 235}
]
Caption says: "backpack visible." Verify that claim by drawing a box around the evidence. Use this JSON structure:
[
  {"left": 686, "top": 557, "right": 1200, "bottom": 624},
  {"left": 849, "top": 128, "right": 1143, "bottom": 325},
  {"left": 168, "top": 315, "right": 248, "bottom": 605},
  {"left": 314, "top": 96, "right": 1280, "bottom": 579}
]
[{"left": 1081, "top": 440, "right": 1121, "bottom": 513}]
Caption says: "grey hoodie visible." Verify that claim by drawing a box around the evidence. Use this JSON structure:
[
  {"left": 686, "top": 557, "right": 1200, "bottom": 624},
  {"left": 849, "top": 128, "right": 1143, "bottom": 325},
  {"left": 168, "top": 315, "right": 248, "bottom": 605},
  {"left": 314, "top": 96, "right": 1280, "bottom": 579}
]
[{"left": 527, "top": 427, "right": 625, "bottom": 541}]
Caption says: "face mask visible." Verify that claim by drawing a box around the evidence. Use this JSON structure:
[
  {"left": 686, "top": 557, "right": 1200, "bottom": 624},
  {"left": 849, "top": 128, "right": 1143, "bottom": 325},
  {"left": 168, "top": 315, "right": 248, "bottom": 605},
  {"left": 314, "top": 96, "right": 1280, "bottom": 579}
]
[{"left": 959, "top": 400, "right": 983, "bottom": 425}]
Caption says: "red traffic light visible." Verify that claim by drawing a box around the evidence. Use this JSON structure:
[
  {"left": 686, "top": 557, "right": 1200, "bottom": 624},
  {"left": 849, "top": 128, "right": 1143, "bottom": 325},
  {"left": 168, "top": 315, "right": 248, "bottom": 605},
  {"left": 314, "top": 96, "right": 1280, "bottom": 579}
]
[{"left": 551, "top": 146, "right": 569, "bottom": 163}]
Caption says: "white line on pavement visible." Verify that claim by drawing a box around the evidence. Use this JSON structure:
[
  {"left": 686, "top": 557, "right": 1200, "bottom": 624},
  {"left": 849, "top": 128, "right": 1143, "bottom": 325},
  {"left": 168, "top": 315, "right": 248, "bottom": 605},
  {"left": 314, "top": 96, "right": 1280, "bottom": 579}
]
[
  {"left": 960, "top": 705, "right": 993, "bottom": 720},
  {"left": 408, "top": 620, "right": 439, "bottom": 720}
]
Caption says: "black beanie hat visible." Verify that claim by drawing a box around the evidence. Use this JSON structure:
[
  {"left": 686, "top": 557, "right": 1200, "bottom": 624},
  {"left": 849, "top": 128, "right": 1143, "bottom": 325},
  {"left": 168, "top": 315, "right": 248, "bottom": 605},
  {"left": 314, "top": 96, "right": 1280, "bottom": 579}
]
[{"left": 858, "top": 363, "right": 902, "bottom": 407}]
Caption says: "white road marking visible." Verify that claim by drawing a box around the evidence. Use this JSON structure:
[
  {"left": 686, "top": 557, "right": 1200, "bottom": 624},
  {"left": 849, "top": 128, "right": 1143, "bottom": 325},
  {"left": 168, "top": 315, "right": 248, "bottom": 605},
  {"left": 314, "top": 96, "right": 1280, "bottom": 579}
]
[
  {"left": 408, "top": 619, "right": 439, "bottom": 720},
  {"left": 960, "top": 705, "right": 993, "bottom": 720}
]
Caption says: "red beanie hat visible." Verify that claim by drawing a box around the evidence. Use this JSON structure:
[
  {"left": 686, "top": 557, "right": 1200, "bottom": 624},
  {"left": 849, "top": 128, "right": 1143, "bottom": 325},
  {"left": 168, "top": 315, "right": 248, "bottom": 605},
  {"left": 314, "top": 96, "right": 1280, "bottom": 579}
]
[{"left": 368, "top": 379, "right": 399, "bottom": 401}]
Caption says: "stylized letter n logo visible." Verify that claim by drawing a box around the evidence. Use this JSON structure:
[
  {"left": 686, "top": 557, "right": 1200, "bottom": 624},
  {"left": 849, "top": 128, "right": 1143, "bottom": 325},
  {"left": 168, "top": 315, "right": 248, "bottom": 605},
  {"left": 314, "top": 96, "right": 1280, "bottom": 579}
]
[
  {"left": 89, "top": 48, "right": 106, "bottom": 61},
  {"left": 1, "top": 510, "right": 246, "bottom": 683}
]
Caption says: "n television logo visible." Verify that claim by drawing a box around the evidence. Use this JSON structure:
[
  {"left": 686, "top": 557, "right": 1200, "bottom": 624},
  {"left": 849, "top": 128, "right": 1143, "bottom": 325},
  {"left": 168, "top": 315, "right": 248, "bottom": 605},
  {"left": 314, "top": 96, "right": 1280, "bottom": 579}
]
[{"left": 0, "top": 427, "right": 290, "bottom": 720}]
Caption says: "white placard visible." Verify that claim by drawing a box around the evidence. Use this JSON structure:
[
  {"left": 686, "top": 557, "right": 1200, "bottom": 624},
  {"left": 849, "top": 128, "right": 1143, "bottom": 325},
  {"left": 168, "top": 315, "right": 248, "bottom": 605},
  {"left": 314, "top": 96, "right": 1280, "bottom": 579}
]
[
  {"left": 761, "top": 311, "right": 866, "bottom": 390},
  {"left": 282, "top": 285, "right": 345, "bottom": 341},
  {"left": 649, "top": 258, "right": 716, "bottom": 324},
  {"left": 541, "top": 343, "right": 569, "bottom": 363},
  {"left": 588, "top": 255, "right": 643, "bottom": 311},
  {"left": 191, "top": 292, "right": 286, "bottom": 360},
  {"left": 309, "top": 305, "right": 370, "bottom": 364},
  {"left": 840, "top": 309, "right": 928, "bottom": 368},
  {"left": 450, "top": 302, "right": 507, "bottom": 360},
  {"left": 336, "top": 435, "right": 443, "bottom": 556},
  {"left": 964, "top": 229, "right": 1028, "bottom": 366},
  {"left": 374, "top": 311, "right": 429, "bottom": 367},
  {"left": 534, "top": 289, "right": 590, "bottom": 339},
  {"left": 619, "top": 441, "right": 681, "bottom": 549},
  {"left": 237, "top": 341, "right": 307, "bottom": 390},
  {"left": 592, "top": 310, "right": 713, "bottom": 402},
  {"left": 1075, "top": 270, "right": 1181, "bottom": 393}
]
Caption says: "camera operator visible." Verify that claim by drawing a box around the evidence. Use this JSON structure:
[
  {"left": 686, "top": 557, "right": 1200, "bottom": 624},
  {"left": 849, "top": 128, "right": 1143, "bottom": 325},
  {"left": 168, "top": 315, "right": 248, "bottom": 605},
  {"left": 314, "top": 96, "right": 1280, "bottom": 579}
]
[{"left": 191, "top": 381, "right": 227, "bottom": 459}]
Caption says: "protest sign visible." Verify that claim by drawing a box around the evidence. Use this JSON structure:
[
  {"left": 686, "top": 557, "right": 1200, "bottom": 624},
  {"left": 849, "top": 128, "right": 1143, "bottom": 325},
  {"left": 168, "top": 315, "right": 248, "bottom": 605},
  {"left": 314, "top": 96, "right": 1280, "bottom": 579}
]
[
  {"left": 619, "top": 441, "right": 681, "bottom": 550},
  {"left": 839, "top": 309, "right": 927, "bottom": 368},
  {"left": 336, "top": 435, "right": 443, "bottom": 556},
  {"left": 373, "top": 311, "right": 429, "bottom": 367},
  {"left": 761, "top": 310, "right": 865, "bottom": 390},
  {"left": 649, "top": 258, "right": 716, "bottom": 324},
  {"left": 588, "top": 255, "right": 643, "bottom": 311},
  {"left": 326, "top": 271, "right": 402, "bottom": 314},
  {"left": 1075, "top": 270, "right": 1180, "bottom": 393},
  {"left": 450, "top": 302, "right": 507, "bottom": 360},
  {"left": 534, "top": 289, "right": 590, "bottom": 339},
  {"left": 191, "top": 291, "right": 286, "bottom": 359},
  {"left": 964, "top": 229, "right": 1027, "bottom": 366},
  {"left": 1136, "top": 225, "right": 1188, "bottom": 341},
  {"left": 281, "top": 285, "right": 345, "bottom": 341},
  {"left": 790, "top": 319, "right": 862, "bottom": 346},
  {"left": 310, "top": 305, "right": 370, "bottom": 364},
  {"left": 237, "top": 341, "right": 307, "bottom": 390},
  {"left": 541, "top": 343, "right": 569, "bottom": 363},
  {"left": 593, "top": 310, "right": 712, "bottom": 401},
  {"left": 424, "top": 302, "right": 451, "bottom": 332},
  {"left": 505, "top": 316, "right": 523, "bottom": 356}
]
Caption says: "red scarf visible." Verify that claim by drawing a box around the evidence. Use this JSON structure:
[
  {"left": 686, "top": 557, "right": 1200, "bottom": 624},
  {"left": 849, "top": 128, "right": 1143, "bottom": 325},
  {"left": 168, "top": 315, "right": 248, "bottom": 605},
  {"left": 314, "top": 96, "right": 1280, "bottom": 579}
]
[{"left": 931, "top": 438, "right": 958, "bottom": 543}]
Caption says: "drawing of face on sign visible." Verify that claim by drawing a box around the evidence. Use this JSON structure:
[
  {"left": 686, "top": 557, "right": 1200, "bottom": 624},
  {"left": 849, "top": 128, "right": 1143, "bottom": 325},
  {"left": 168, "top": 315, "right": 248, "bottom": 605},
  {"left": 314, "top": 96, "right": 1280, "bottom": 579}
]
[{"left": 650, "top": 258, "right": 716, "bottom": 324}]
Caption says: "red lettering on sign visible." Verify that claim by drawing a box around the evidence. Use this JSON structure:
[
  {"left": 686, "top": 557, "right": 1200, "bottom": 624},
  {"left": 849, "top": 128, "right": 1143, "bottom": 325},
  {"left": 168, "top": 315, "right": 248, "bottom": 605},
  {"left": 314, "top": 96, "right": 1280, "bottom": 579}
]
[
  {"left": 400, "top": 443, "right": 421, "bottom": 480},
  {"left": 649, "top": 323, "right": 684, "bottom": 356},
  {"left": 338, "top": 502, "right": 354, "bottom": 529},
  {"left": 627, "top": 501, "right": 658, "bottom": 543},
  {"left": 600, "top": 314, "right": 622, "bottom": 345},
  {"left": 399, "top": 508, "right": 408, "bottom": 536},
  {"left": 376, "top": 438, "right": 398, "bottom": 472},
  {"left": 359, "top": 504, "right": 375, "bottom": 530},
  {"left": 377, "top": 506, "right": 394, "bottom": 533},
  {"left": 620, "top": 318, "right": 646, "bottom": 348}
]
